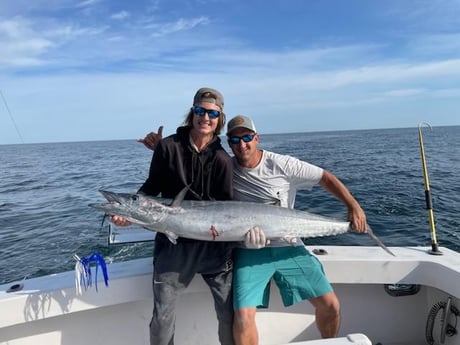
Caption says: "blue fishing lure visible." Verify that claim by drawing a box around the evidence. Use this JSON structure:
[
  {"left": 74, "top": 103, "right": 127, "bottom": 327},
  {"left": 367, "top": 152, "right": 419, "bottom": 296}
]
[{"left": 74, "top": 252, "right": 109, "bottom": 293}]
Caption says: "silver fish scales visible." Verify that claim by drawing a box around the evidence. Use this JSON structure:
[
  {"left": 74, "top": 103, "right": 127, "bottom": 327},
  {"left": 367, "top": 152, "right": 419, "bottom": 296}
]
[{"left": 90, "top": 189, "right": 395, "bottom": 256}]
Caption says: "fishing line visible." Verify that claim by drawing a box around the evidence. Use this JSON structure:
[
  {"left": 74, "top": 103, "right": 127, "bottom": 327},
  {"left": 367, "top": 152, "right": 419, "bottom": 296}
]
[{"left": 0, "top": 89, "right": 25, "bottom": 143}]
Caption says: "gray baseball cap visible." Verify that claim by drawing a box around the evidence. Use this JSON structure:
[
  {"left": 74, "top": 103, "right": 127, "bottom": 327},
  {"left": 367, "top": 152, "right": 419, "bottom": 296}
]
[
  {"left": 193, "top": 87, "right": 224, "bottom": 110},
  {"left": 226, "top": 115, "right": 257, "bottom": 135}
]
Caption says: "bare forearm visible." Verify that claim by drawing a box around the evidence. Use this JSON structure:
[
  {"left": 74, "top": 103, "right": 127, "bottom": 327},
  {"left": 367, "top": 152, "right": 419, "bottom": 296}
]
[
  {"left": 319, "top": 170, "right": 367, "bottom": 231},
  {"left": 319, "top": 171, "right": 357, "bottom": 206}
]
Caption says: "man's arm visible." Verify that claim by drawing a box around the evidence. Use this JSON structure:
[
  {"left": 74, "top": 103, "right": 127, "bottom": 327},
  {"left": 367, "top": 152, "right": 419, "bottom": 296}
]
[{"left": 319, "top": 170, "right": 367, "bottom": 232}]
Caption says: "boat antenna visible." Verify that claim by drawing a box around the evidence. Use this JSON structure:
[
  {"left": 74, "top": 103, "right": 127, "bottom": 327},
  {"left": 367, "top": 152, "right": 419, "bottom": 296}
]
[
  {"left": 418, "top": 122, "right": 442, "bottom": 255},
  {"left": 1, "top": 89, "right": 25, "bottom": 144}
]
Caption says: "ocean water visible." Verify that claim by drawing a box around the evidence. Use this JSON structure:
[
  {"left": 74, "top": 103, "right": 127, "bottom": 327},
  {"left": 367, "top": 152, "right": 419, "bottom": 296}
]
[{"left": 1, "top": 126, "right": 459, "bottom": 285}]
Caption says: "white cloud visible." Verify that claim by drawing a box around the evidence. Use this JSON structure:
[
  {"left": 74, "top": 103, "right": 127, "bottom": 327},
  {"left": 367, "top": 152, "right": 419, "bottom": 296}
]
[
  {"left": 382, "top": 89, "right": 426, "bottom": 97},
  {"left": 75, "top": 0, "right": 101, "bottom": 9},
  {"left": 0, "top": 18, "right": 54, "bottom": 67},
  {"left": 111, "top": 11, "right": 130, "bottom": 21},
  {"left": 146, "top": 17, "right": 210, "bottom": 37},
  {"left": 1, "top": 0, "right": 460, "bottom": 144},
  {"left": 44, "top": 24, "right": 109, "bottom": 39}
]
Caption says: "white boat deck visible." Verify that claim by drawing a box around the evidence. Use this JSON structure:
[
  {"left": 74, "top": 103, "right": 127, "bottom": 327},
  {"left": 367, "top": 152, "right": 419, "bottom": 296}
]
[{"left": 1, "top": 246, "right": 459, "bottom": 345}]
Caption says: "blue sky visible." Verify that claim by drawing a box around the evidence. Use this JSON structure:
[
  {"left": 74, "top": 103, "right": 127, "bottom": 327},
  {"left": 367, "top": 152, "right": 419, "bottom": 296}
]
[{"left": 1, "top": 0, "right": 459, "bottom": 144}]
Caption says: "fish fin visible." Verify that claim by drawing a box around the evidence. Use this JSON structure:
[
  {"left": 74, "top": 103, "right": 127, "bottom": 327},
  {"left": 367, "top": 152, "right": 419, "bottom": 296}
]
[
  {"left": 170, "top": 185, "right": 192, "bottom": 207},
  {"left": 165, "top": 231, "right": 178, "bottom": 244},
  {"left": 366, "top": 225, "right": 396, "bottom": 256}
]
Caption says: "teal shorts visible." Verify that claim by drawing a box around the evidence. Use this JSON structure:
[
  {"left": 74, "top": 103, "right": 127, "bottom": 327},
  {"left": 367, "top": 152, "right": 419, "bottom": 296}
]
[{"left": 233, "top": 246, "right": 333, "bottom": 309}]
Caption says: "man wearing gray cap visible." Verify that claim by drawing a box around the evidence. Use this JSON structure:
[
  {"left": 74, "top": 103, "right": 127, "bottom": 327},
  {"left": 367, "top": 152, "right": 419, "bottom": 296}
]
[
  {"left": 114, "top": 87, "right": 235, "bottom": 345},
  {"left": 226, "top": 115, "right": 367, "bottom": 345},
  {"left": 137, "top": 109, "right": 367, "bottom": 344}
]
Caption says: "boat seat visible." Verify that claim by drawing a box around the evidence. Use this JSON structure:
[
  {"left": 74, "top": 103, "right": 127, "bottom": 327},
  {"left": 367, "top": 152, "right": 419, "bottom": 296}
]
[{"left": 280, "top": 333, "right": 372, "bottom": 345}]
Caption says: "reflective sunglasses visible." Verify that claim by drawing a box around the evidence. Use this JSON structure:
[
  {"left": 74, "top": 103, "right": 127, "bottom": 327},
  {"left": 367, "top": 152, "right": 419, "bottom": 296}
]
[
  {"left": 193, "top": 106, "right": 221, "bottom": 119},
  {"left": 228, "top": 133, "right": 256, "bottom": 145}
]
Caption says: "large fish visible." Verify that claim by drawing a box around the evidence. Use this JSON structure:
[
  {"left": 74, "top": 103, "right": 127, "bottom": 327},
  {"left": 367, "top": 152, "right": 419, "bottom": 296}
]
[{"left": 89, "top": 188, "right": 395, "bottom": 256}]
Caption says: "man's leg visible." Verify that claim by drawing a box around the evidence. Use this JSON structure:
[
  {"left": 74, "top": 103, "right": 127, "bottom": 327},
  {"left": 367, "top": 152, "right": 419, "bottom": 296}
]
[
  {"left": 233, "top": 307, "right": 258, "bottom": 345},
  {"left": 232, "top": 247, "right": 273, "bottom": 345},
  {"left": 203, "top": 268, "right": 235, "bottom": 345},
  {"left": 149, "top": 271, "right": 185, "bottom": 345},
  {"left": 309, "top": 292, "right": 341, "bottom": 338},
  {"left": 150, "top": 236, "right": 194, "bottom": 345}
]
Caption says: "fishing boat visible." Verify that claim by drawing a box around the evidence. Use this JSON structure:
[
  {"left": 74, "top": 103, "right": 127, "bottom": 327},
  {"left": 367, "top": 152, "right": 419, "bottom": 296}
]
[
  {"left": 1, "top": 126, "right": 458, "bottom": 345},
  {"left": 1, "top": 231, "right": 459, "bottom": 345}
]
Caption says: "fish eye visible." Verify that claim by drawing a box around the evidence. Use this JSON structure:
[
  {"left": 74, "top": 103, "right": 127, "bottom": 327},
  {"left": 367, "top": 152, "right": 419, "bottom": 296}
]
[{"left": 131, "top": 195, "right": 139, "bottom": 201}]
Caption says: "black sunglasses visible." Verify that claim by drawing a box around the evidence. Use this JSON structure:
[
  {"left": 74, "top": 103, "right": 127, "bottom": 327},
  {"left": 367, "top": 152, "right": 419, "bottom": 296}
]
[
  {"left": 228, "top": 134, "right": 256, "bottom": 145},
  {"left": 193, "top": 106, "right": 221, "bottom": 119}
]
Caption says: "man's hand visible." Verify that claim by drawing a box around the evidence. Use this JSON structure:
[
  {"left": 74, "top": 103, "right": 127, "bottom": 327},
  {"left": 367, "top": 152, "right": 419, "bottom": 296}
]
[
  {"left": 137, "top": 126, "right": 164, "bottom": 150},
  {"left": 348, "top": 205, "right": 367, "bottom": 233},
  {"left": 244, "top": 226, "right": 270, "bottom": 249}
]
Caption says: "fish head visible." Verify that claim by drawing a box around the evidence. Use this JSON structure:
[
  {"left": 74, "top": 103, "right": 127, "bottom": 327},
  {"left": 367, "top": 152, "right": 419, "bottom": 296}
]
[{"left": 89, "top": 190, "right": 168, "bottom": 226}]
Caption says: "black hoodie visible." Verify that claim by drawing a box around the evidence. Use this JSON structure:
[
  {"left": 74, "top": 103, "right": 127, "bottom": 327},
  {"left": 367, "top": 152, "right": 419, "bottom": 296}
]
[{"left": 139, "top": 126, "right": 233, "bottom": 201}]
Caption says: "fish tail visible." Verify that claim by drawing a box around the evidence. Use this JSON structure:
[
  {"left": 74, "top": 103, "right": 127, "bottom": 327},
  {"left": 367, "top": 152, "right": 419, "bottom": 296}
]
[{"left": 366, "top": 226, "right": 396, "bottom": 256}]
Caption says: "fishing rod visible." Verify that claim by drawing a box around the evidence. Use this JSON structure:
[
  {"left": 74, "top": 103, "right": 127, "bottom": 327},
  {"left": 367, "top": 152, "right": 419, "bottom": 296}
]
[{"left": 418, "top": 122, "right": 442, "bottom": 255}]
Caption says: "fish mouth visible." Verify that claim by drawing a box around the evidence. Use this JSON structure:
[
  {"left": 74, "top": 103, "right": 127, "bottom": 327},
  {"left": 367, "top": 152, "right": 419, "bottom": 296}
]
[
  {"left": 98, "top": 190, "right": 137, "bottom": 204},
  {"left": 99, "top": 190, "right": 122, "bottom": 203},
  {"left": 90, "top": 191, "right": 132, "bottom": 214},
  {"left": 89, "top": 191, "right": 131, "bottom": 217},
  {"left": 89, "top": 191, "right": 151, "bottom": 227}
]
